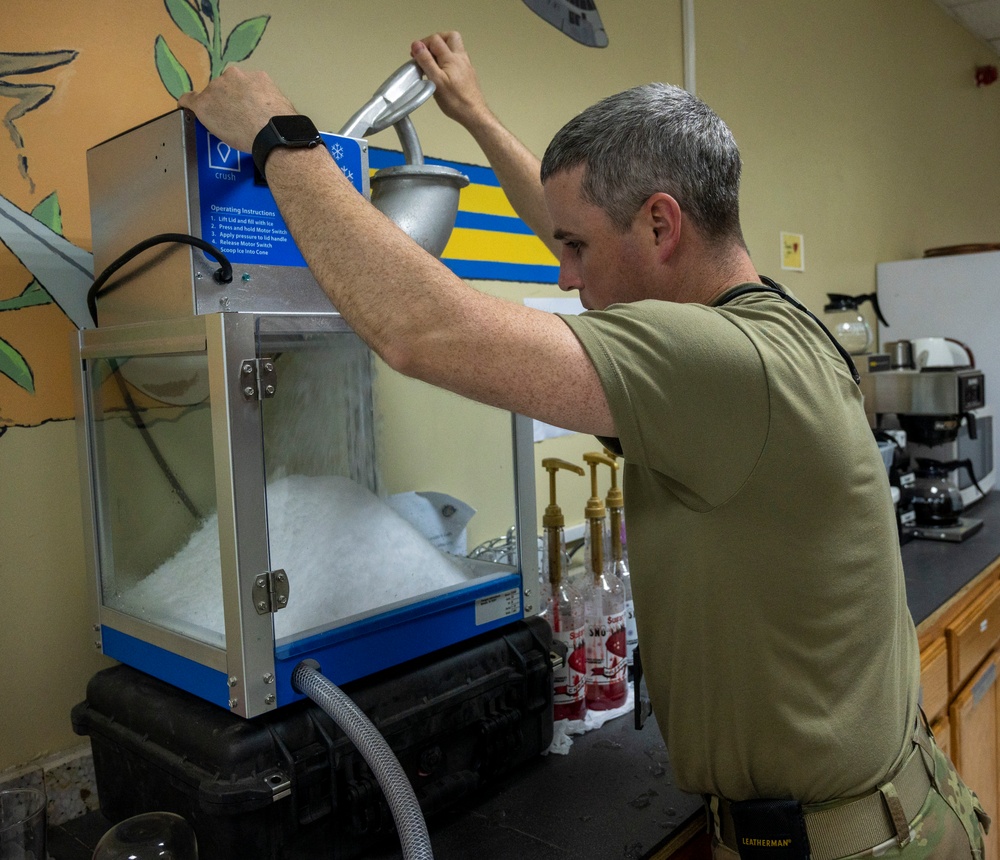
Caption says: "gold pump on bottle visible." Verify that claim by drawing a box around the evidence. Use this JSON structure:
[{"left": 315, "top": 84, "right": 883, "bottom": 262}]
[
  {"left": 582, "top": 451, "right": 615, "bottom": 580},
  {"left": 600, "top": 448, "right": 638, "bottom": 670},
  {"left": 540, "top": 457, "right": 585, "bottom": 587},
  {"left": 540, "top": 457, "right": 587, "bottom": 721},
  {"left": 600, "top": 448, "right": 625, "bottom": 565},
  {"left": 582, "top": 451, "right": 627, "bottom": 710}
]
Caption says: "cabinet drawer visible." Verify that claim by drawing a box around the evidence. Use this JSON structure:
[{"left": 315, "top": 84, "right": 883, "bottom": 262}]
[
  {"left": 920, "top": 637, "right": 949, "bottom": 723},
  {"left": 947, "top": 581, "right": 1000, "bottom": 693}
]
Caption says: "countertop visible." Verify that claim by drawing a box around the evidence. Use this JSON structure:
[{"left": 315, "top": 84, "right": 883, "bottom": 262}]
[
  {"left": 901, "top": 490, "right": 1000, "bottom": 628},
  {"left": 340, "top": 712, "right": 703, "bottom": 860},
  {"left": 50, "top": 494, "right": 1000, "bottom": 860}
]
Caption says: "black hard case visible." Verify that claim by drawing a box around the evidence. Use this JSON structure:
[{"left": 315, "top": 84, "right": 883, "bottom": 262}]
[{"left": 71, "top": 617, "right": 553, "bottom": 859}]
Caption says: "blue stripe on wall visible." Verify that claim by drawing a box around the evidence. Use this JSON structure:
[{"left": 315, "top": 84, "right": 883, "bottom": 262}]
[
  {"left": 443, "top": 259, "right": 560, "bottom": 284},
  {"left": 454, "top": 211, "right": 535, "bottom": 234}
]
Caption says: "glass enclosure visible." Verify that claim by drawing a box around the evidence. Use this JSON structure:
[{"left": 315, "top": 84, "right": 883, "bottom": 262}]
[
  {"left": 84, "top": 314, "right": 523, "bottom": 659},
  {"left": 89, "top": 349, "right": 222, "bottom": 647}
]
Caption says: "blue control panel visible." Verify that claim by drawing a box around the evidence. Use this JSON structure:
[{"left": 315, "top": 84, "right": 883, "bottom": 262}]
[{"left": 194, "top": 120, "right": 367, "bottom": 269}]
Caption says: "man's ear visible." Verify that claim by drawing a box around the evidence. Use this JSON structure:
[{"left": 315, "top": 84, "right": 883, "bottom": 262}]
[{"left": 646, "top": 193, "right": 682, "bottom": 260}]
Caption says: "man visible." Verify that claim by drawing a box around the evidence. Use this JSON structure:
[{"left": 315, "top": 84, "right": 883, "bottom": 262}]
[{"left": 179, "top": 31, "right": 986, "bottom": 858}]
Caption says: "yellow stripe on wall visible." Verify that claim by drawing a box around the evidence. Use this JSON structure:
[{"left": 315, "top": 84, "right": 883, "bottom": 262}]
[
  {"left": 369, "top": 147, "right": 559, "bottom": 282},
  {"left": 457, "top": 184, "right": 519, "bottom": 217},
  {"left": 443, "top": 227, "right": 556, "bottom": 265}
]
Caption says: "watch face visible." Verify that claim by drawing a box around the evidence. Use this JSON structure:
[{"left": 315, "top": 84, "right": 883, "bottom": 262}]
[{"left": 273, "top": 115, "right": 320, "bottom": 144}]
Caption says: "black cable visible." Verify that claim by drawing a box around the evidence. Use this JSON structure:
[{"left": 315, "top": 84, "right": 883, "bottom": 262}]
[
  {"left": 85, "top": 232, "right": 228, "bottom": 521},
  {"left": 87, "top": 233, "right": 233, "bottom": 326},
  {"left": 109, "top": 358, "right": 203, "bottom": 520},
  {"left": 717, "top": 277, "right": 862, "bottom": 385}
]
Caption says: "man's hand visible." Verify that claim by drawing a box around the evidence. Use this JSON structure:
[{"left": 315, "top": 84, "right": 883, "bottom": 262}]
[
  {"left": 410, "top": 31, "right": 491, "bottom": 132},
  {"left": 411, "top": 30, "right": 557, "bottom": 259},
  {"left": 177, "top": 66, "right": 297, "bottom": 154}
]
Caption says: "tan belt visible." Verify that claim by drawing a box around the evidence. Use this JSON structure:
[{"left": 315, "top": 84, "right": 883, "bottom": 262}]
[{"left": 712, "top": 723, "right": 933, "bottom": 860}]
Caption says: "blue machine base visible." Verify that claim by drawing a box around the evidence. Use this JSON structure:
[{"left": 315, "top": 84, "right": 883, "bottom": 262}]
[
  {"left": 101, "top": 572, "right": 524, "bottom": 715},
  {"left": 274, "top": 572, "right": 524, "bottom": 705},
  {"left": 100, "top": 626, "right": 231, "bottom": 709}
]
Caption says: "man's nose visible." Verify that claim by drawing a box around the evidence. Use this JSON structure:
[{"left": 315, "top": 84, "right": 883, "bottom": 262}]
[{"left": 557, "top": 260, "right": 580, "bottom": 291}]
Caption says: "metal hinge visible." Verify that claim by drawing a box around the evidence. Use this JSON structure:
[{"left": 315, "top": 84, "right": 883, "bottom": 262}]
[
  {"left": 252, "top": 569, "right": 290, "bottom": 615},
  {"left": 240, "top": 358, "right": 277, "bottom": 400}
]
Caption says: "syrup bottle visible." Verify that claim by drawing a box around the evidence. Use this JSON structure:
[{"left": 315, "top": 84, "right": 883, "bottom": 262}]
[
  {"left": 540, "top": 458, "right": 588, "bottom": 721},
  {"left": 582, "top": 452, "right": 627, "bottom": 710},
  {"left": 602, "top": 448, "right": 638, "bottom": 674}
]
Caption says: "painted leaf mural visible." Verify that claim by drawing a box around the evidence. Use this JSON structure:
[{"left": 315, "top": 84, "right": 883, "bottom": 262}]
[
  {"left": 0, "top": 339, "right": 33, "bottom": 394},
  {"left": 0, "top": 2, "right": 273, "bottom": 424},
  {"left": 0, "top": 192, "right": 60, "bottom": 312},
  {"left": 0, "top": 50, "right": 76, "bottom": 396},
  {"left": 0, "top": 50, "right": 78, "bottom": 191},
  {"left": 165, "top": 0, "right": 212, "bottom": 48},
  {"left": 0, "top": 193, "right": 67, "bottom": 392},
  {"left": 154, "top": 35, "right": 194, "bottom": 99},
  {"left": 156, "top": 0, "right": 270, "bottom": 94},
  {"left": 222, "top": 16, "right": 270, "bottom": 66}
]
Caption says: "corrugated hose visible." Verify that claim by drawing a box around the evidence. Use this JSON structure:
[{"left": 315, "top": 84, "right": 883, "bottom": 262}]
[{"left": 291, "top": 661, "right": 434, "bottom": 860}]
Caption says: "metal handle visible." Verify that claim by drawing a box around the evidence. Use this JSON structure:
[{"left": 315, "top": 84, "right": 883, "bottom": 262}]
[{"left": 339, "top": 61, "right": 436, "bottom": 138}]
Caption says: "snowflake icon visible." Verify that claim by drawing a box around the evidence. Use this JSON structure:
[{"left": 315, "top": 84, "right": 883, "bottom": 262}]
[
  {"left": 331, "top": 142, "right": 344, "bottom": 161},
  {"left": 340, "top": 165, "right": 354, "bottom": 183}
]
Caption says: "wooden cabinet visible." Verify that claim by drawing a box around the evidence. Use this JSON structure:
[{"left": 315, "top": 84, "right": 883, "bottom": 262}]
[
  {"left": 951, "top": 652, "right": 1000, "bottom": 860},
  {"left": 916, "top": 559, "right": 1000, "bottom": 860},
  {"left": 946, "top": 580, "right": 1000, "bottom": 694},
  {"left": 920, "top": 636, "right": 949, "bottom": 723}
]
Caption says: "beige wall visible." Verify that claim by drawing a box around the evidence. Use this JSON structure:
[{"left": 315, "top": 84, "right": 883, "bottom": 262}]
[
  {"left": 697, "top": 0, "right": 1000, "bottom": 324},
  {"left": 3, "top": 0, "right": 999, "bottom": 771}
]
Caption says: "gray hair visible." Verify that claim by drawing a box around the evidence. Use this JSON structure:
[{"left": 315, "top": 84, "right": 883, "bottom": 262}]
[{"left": 540, "top": 83, "right": 745, "bottom": 246}]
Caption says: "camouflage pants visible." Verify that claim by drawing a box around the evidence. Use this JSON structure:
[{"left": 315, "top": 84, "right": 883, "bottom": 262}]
[{"left": 711, "top": 724, "right": 988, "bottom": 859}]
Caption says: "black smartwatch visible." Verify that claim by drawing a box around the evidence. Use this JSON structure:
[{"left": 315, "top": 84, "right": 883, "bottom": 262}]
[{"left": 252, "top": 115, "right": 322, "bottom": 178}]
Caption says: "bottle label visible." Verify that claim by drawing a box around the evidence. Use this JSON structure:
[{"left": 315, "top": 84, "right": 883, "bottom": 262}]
[
  {"left": 553, "top": 625, "right": 586, "bottom": 706},
  {"left": 625, "top": 598, "right": 638, "bottom": 666},
  {"left": 587, "top": 610, "right": 627, "bottom": 686}
]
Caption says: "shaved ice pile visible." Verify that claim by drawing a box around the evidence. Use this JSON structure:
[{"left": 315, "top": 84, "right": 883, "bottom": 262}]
[{"left": 113, "top": 474, "right": 471, "bottom": 645}]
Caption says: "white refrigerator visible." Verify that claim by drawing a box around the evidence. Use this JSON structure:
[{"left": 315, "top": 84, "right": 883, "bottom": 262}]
[{"left": 876, "top": 249, "right": 1000, "bottom": 475}]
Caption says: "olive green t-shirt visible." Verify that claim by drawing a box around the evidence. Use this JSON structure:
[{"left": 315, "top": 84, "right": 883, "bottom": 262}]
[{"left": 559, "top": 288, "right": 919, "bottom": 803}]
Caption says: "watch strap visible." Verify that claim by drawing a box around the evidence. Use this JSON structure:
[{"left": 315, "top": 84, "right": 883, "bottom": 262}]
[{"left": 252, "top": 115, "right": 322, "bottom": 179}]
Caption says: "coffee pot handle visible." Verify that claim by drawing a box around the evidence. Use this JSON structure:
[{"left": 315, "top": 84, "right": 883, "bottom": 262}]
[
  {"left": 959, "top": 458, "right": 985, "bottom": 495},
  {"left": 860, "top": 292, "right": 889, "bottom": 327}
]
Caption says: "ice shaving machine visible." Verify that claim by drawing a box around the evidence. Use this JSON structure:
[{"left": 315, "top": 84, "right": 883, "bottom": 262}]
[{"left": 74, "top": 87, "right": 538, "bottom": 719}]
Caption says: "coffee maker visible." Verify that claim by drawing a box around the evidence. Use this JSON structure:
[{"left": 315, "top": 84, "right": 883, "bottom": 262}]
[{"left": 861, "top": 338, "right": 986, "bottom": 542}]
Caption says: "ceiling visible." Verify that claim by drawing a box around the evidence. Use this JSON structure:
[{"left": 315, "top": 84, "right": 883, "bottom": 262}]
[{"left": 932, "top": 0, "right": 1000, "bottom": 54}]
